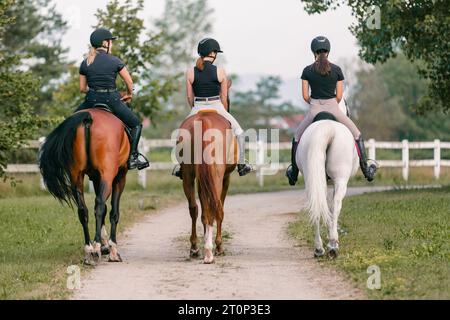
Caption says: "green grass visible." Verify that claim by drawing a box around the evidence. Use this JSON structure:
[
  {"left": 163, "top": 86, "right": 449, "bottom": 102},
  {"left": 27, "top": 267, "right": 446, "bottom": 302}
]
[
  {"left": 0, "top": 190, "right": 184, "bottom": 300},
  {"left": 288, "top": 186, "right": 450, "bottom": 300},
  {"left": 1, "top": 153, "right": 449, "bottom": 299}
]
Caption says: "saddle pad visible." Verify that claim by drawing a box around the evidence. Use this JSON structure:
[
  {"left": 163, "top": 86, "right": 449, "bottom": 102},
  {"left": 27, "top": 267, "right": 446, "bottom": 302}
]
[{"left": 198, "top": 109, "right": 218, "bottom": 113}]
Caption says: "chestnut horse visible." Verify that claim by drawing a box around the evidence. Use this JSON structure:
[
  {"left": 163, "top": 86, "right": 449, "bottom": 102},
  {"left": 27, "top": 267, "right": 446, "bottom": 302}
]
[
  {"left": 39, "top": 109, "right": 129, "bottom": 265},
  {"left": 177, "top": 111, "right": 237, "bottom": 264}
]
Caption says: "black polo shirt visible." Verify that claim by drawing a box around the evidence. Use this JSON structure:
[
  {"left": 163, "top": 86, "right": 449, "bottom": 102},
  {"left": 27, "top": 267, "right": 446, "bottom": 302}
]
[
  {"left": 301, "top": 63, "right": 345, "bottom": 99},
  {"left": 79, "top": 50, "right": 125, "bottom": 90}
]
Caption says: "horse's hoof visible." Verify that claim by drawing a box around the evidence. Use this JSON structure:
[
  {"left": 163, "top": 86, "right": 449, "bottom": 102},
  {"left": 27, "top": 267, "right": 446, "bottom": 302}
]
[
  {"left": 108, "top": 253, "right": 122, "bottom": 263},
  {"left": 215, "top": 248, "right": 225, "bottom": 256},
  {"left": 101, "top": 245, "right": 110, "bottom": 256},
  {"left": 314, "top": 248, "right": 325, "bottom": 258},
  {"left": 203, "top": 258, "right": 215, "bottom": 264},
  {"left": 83, "top": 258, "right": 96, "bottom": 266},
  {"left": 190, "top": 248, "right": 200, "bottom": 258},
  {"left": 327, "top": 247, "right": 339, "bottom": 259}
]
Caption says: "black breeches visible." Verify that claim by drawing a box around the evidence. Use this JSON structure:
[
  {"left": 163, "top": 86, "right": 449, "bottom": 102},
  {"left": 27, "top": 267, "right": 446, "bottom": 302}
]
[{"left": 76, "top": 91, "right": 140, "bottom": 128}]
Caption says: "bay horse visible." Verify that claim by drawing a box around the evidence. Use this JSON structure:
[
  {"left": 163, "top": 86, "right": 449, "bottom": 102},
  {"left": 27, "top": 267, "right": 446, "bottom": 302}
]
[
  {"left": 39, "top": 109, "right": 129, "bottom": 265},
  {"left": 297, "top": 100, "right": 359, "bottom": 258},
  {"left": 177, "top": 111, "right": 237, "bottom": 264}
]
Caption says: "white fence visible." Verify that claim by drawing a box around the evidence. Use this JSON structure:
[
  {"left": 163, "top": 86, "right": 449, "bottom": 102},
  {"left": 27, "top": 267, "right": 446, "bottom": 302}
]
[{"left": 4, "top": 138, "right": 450, "bottom": 189}]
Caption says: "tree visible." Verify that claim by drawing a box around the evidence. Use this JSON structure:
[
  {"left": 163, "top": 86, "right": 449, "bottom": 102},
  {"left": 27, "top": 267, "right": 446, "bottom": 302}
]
[
  {"left": 301, "top": 0, "right": 450, "bottom": 113},
  {"left": 146, "top": 0, "right": 214, "bottom": 138},
  {"left": 351, "top": 54, "right": 450, "bottom": 140},
  {"left": 232, "top": 76, "right": 298, "bottom": 139},
  {"left": 3, "top": 0, "right": 70, "bottom": 114},
  {"left": 0, "top": 0, "right": 45, "bottom": 178},
  {"left": 51, "top": 0, "right": 177, "bottom": 122}
]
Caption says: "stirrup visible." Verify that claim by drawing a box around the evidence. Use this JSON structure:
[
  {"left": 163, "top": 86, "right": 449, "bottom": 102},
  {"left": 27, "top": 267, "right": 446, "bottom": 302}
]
[
  {"left": 285, "top": 164, "right": 298, "bottom": 186},
  {"left": 362, "top": 159, "right": 379, "bottom": 182},
  {"left": 172, "top": 165, "right": 182, "bottom": 180},
  {"left": 237, "top": 161, "right": 253, "bottom": 177},
  {"left": 128, "top": 153, "right": 150, "bottom": 170}
]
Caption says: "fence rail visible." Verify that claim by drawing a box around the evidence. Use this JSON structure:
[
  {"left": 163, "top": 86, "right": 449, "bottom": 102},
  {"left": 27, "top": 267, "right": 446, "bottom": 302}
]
[{"left": 4, "top": 138, "right": 450, "bottom": 189}]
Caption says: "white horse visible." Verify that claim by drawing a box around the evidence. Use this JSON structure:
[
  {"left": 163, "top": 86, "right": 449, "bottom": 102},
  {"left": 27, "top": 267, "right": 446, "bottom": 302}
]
[{"left": 297, "top": 99, "right": 359, "bottom": 258}]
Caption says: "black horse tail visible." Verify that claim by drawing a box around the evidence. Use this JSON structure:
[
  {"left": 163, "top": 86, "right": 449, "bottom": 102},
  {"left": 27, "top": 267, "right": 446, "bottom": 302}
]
[{"left": 39, "top": 112, "right": 93, "bottom": 207}]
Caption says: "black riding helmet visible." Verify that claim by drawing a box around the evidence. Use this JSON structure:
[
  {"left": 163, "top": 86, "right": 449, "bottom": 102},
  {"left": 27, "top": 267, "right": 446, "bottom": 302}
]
[
  {"left": 197, "top": 38, "right": 223, "bottom": 57},
  {"left": 311, "top": 36, "right": 331, "bottom": 53},
  {"left": 90, "top": 28, "right": 117, "bottom": 48}
]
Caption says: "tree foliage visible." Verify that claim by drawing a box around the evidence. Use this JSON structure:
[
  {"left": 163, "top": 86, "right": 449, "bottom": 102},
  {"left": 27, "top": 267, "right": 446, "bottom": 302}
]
[
  {"left": 0, "top": 0, "right": 45, "bottom": 178},
  {"left": 302, "top": 0, "right": 450, "bottom": 113},
  {"left": 52, "top": 0, "right": 178, "bottom": 121},
  {"left": 3, "top": 0, "right": 69, "bottom": 114},
  {"left": 351, "top": 54, "right": 450, "bottom": 141},
  {"left": 232, "top": 76, "right": 298, "bottom": 139}
]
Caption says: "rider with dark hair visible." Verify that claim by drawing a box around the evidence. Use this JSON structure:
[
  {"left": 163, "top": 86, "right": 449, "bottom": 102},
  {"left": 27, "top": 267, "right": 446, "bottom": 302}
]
[
  {"left": 286, "top": 36, "right": 377, "bottom": 185},
  {"left": 77, "top": 28, "right": 149, "bottom": 170},
  {"left": 173, "top": 38, "right": 252, "bottom": 179}
]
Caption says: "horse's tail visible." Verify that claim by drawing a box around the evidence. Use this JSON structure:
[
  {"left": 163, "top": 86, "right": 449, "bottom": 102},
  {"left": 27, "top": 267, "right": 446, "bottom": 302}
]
[
  {"left": 196, "top": 116, "right": 223, "bottom": 226},
  {"left": 305, "top": 123, "right": 335, "bottom": 226},
  {"left": 39, "top": 112, "right": 93, "bottom": 207}
]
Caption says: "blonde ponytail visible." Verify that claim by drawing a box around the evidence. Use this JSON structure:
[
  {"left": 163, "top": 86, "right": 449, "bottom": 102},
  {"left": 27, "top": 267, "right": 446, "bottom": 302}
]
[
  {"left": 86, "top": 47, "right": 97, "bottom": 66},
  {"left": 196, "top": 57, "right": 205, "bottom": 71}
]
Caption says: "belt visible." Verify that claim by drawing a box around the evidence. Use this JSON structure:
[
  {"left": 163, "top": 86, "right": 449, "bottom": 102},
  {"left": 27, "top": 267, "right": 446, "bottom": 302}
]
[
  {"left": 194, "top": 96, "right": 220, "bottom": 102},
  {"left": 90, "top": 88, "right": 117, "bottom": 93}
]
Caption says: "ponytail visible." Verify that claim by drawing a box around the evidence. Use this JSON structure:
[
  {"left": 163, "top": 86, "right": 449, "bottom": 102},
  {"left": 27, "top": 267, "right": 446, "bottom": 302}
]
[
  {"left": 86, "top": 46, "right": 97, "bottom": 66},
  {"left": 313, "top": 50, "right": 331, "bottom": 76},
  {"left": 196, "top": 57, "right": 205, "bottom": 71}
]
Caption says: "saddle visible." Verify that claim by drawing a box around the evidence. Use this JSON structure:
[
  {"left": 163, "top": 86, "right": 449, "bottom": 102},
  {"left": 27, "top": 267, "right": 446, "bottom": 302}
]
[
  {"left": 313, "top": 111, "right": 337, "bottom": 123},
  {"left": 90, "top": 103, "right": 131, "bottom": 139}
]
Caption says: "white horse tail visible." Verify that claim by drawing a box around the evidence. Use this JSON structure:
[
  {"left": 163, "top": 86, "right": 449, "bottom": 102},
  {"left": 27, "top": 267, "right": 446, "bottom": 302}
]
[{"left": 304, "top": 123, "right": 335, "bottom": 226}]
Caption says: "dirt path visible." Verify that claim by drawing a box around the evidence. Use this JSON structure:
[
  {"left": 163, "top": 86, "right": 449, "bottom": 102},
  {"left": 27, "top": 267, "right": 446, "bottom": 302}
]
[{"left": 72, "top": 186, "right": 390, "bottom": 300}]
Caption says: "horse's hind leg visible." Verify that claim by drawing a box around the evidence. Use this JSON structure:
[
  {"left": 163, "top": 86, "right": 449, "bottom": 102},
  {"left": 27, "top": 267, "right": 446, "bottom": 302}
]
[
  {"left": 71, "top": 175, "right": 96, "bottom": 265},
  {"left": 314, "top": 222, "right": 325, "bottom": 258},
  {"left": 108, "top": 169, "right": 126, "bottom": 262},
  {"left": 215, "top": 174, "right": 230, "bottom": 256},
  {"left": 92, "top": 175, "right": 109, "bottom": 255},
  {"left": 327, "top": 180, "right": 348, "bottom": 259},
  {"left": 93, "top": 176, "right": 113, "bottom": 262},
  {"left": 183, "top": 166, "right": 199, "bottom": 257}
]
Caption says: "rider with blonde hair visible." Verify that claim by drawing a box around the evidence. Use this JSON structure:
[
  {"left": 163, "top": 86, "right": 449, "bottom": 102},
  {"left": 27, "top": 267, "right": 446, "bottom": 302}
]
[
  {"left": 286, "top": 36, "right": 377, "bottom": 185},
  {"left": 173, "top": 38, "right": 252, "bottom": 179},
  {"left": 77, "top": 28, "right": 149, "bottom": 170}
]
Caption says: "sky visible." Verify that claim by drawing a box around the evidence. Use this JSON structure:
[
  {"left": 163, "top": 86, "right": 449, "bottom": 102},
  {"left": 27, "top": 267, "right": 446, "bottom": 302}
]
[
  {"left": 56, "top": 0, "right": 358, "bottom": 76},
  {"left": 55, "top": 0, "right": 360, "bottom": 105}
]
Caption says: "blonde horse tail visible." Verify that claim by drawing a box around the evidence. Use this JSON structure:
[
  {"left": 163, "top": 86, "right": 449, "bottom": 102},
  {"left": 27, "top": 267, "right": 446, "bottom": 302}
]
[{"left": 304, "top": 123, "right": 335, "bottom": 226}]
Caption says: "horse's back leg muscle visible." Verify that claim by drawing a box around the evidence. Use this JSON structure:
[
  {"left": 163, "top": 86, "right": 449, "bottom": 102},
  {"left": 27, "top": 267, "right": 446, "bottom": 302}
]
[{"left": 183, "top": 165, "right": 199, "bottom": 257}]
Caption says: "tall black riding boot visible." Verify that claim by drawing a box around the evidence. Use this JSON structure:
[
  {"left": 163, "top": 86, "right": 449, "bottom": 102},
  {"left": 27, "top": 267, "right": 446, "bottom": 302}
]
[
  {"left": 285, "top": 138, "right": 299, "bottom": 186},
  {"left": 128, "top": 125, "right": 150, "bottom": 170},
  {"left": 355, "top": 136, "right": 377, "bottom": 182},
  {"left": 237, "top": 134, "right": 252, "bottom": 176}
]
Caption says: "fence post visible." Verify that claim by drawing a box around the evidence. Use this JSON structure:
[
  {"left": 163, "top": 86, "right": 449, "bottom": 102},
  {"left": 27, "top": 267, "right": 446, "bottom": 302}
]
[
  {"left": 38, "top": 137, "right": 46, "bottom": 190},
  {"left": 434, "top": 139, "right": 441, "bottom": 180},
  {"left": 88, "top": 181, "right": 94, "bottom": 193},
  {"left": 256, "top": 140, "right": 265, "bottom": 187},
  {"left": 402, "top": 139, "right": 409, "bottom": 181},
  {"left": 137, "top": 139, "right": 150, "bottom": 189},
  {"left": 368, "top": 139, "right": 376, "bottom": 160}
]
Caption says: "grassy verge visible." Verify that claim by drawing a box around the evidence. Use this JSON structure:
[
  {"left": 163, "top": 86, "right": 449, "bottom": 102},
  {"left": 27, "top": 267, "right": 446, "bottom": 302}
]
[
  {"left": 1, "top": 163, "right": 449, "bottom": 299},
  {"left": 0, "top": 190, "right": 184, "bottom": 300},
  {"left": 288, "top": 186, "right": 450, "bottom": 299}
]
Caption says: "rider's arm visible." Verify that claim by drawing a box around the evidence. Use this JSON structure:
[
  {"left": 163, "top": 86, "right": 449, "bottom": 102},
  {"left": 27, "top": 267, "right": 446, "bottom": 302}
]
[
  {"left": 302, "top": 80, "right": 311, "bottom": 104},
  {"left": 336, "top": 80, "right": 343, "bottom": 103},
  {"left": 79, "top": 75, "right": 88, "bottom": 93},
  {"left": 186, "top": 69, "right": 195, "bottom": 107},
  {"left": 119, "top": 67, "right": 133, "bottom": 102},
  {"left": 218, "top": 67, "right": 229, "bottom": 110}
]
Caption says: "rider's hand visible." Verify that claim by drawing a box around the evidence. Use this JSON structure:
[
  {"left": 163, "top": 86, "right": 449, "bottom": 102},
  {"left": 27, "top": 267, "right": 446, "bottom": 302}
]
[{"left": 121, "top": 93, "right": 132, "bottom": 103}]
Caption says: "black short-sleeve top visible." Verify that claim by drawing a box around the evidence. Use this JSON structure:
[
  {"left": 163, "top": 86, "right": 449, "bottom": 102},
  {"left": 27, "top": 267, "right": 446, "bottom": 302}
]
[
  {"left": 301, "top": 63, "right": 345, "bottom": 99},
  {"left": 79, "top": 50, "right": 125, "bottom": 90}
]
